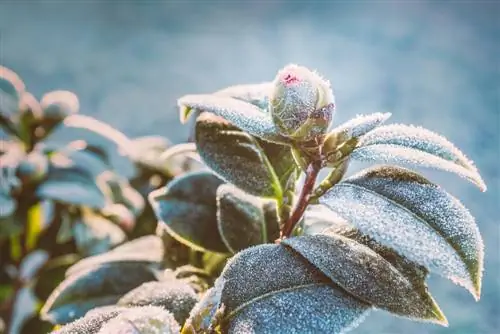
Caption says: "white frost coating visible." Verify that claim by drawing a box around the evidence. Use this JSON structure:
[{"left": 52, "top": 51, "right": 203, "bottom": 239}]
[
  {"left": 178, "top": 94, "right": 289, "bottom": 144},
  {"left": 215, "top": 82, "right": 272, "bottom": 110},
  {"left": 350, "top": 145, "right": 487, "bottom": 191},
  {"left": 357, "top": 124, "right": 482, "bottom": 174},
  {"left": 331, "top": 112, "right": 392, "bottom": 139},
  {"left": 320, "top": 184, "right": 477, "bottom": 296},
  {"left": 40, "top": 90, "right": 80, "bottom": 114}
]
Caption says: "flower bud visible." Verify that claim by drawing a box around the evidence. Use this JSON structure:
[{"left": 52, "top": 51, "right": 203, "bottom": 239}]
[{"left": 269, "top": 64, "right": 335, "bottom": 141}]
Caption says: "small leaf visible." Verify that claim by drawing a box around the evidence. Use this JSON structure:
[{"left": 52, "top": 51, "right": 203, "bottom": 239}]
[
  {"left": 214, "top": 82, "right": 272, "bottom": 110},
  {"left": 0, "top": 66, "right": 25, "bottom": 116},
  {"left": 34, "top": 254, "right": 80, "bottom": 302},
  {"left": 217, "top": 184, "right": 276, "bottom": 253},
  {"left": 96, "top": 306, "right": 180, "bottom": 334},
  {"left": 220, "top": 244, "right": 371, "bottom": 333},
  {"left": 331, "top": 112, "right": 392, "bottom": 138},
  {"left": 195, "top": 112, "right": 282, "bottom": 199},
  {"left": 159, "top": 142, "right": 206, "bottom": 177},
  {"left": 51, "top": 305, "right": 127, "bottom": 334},
  {"left": 41, "top": 262, "right": 157, "bottom": 324},
  {"left": 149, "top": 171, "right": 228, "bottom": 253},
  {"left": 179, "top": 94, "right": 289, "bottom": 144},
  {"left": 40, "top": 90, "right": 79, "bottom": 118},
  {"left": 282, "top": 233, "right": 447, "bottom": 324},
  {"left": 117, "top": 280, "right": 199, "bottom": 324},
  {"left": 352, "top": 124, "right": 486, "bottom": 191},
  {"left": 65, "top": 235, "right": 164, "bottom": 277},
  {"left": 320, "top": 165, "right": 484, "bottom": 298}
]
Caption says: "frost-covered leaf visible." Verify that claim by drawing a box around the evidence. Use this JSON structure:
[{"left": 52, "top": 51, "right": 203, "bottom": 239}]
[
  {"left": 66, "top": 235, "right": 164, "bottom": 277},
  {"left": 36, "top": 167, "right": 108, "bottom": 209},
  {"left": 183, "top": 277, "right": 225, "bottom": 333},
  {"left": 159, "top": 142, "right": 206, "bottom": 177},
  {"left": 220, "top": 244, "right": 370, "bottom": 333},
  {"left": 196, "top": 112, "right": 282, "bottom": 199},
  {"left": 217, "top": 184, "right": 278, "bottom": 253},
  {"left": 320, "top": 165, "right": 484, "bottom": 298},
  {"left": 0, "top": 66, "right": 24, "bottom": 116},
  {"left": 282, "top": 233, "right": 446, "bottom": 324},
  {"left": 149, "top": 171, "right": 228, "bottom": 253},
  {"left": 300, "top": 205, "right": 350, "bottom": 236},
  {"left": 40, "top": 90, "right": 79, "bottom": 126},
  {"left": 41, "top": 262, "right": 157, "bottom": 324},
  {"left": 97, "top": 306, "right": 180, "bottom": 334},
  {"left": 34, "top": 254, "right": 80, "bottom": 301},
  {"left": 352, "top": 124, "right": 486, "bottom": 191},
  {"left": 118, "top": 280, "right": 199, "bottom": 324},
  {"left": 259, "top": 139, "right": 299, "bottom": 193},
  {"left": 50, "top": 306, "right": 127, "bottom": 334},
  {"left": 179, "top": 94, "right": 289, "bottom": 144},
  {"left": 331, "top": 112, "right": 391, "bottom": 139},
  {"left": 214, "top": 82, "right": 272, "bottom": 110}
]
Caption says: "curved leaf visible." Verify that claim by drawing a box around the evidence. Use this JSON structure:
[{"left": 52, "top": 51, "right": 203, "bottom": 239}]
[
  {"left": 50, "top": 306, "right": 127, "bottom": 334},
  {"left": 351, "top": 124, "right": 486, "bottom": 191},
  {"left": 214, "top": 82, "right": 272, "bottom": 110},
  {"left": 331, "top": 112, "right": 392, "bottom": 138},
  {"left": 220, "top": 244, "right": 370, "bottom": 333},
  {"left": 97, "top": 306, "right": 180, "bottom": 334},
  {"left": 34, "top": 254, "right": 80, "bottom": 301},
  {"left": 0, "top": 66, "right": 24, "bottom": 116},
  {"left": 320, "top": 165, "right": 483, "bottom": 298},
  {"left": 118, "top": 280, "right": 199, "bottom": 324},
  {"left": 41, "top": 262, "right": 157, "bottom": 324},
  {"left": 66, "top": 235, "right": 164, "bottom": 277},
  {"left": 149, "top": 171, "right": 228, "bottom": 253},
  {"left": 179, "top": 94, "right": 289, "bottom": 144},
  {"left": 282, "top": 233, "right": 446, "bottom": 324},
  {"left": 159, "top": 142, "right": 206, "bottom": 176},
  {"left": 217, "top": 184, "right": 277, "bottom": 253},
  {"left": 196, "top": 112, "right": 282, "bottom": 199}
]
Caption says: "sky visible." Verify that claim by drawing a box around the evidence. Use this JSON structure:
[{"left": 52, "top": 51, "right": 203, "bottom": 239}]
[{"left": 1, "top": 1, "right": 499, "bottom": 333}]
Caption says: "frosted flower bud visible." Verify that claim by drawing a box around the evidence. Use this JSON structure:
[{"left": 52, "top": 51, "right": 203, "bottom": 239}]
[{"left": 269, "top": 64, "right": 335, "bottom": 141}]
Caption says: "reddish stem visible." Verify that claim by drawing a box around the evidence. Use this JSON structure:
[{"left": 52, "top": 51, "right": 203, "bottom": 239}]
[{"left": 279, "top": 160, "right": 321, "bottom": 239}]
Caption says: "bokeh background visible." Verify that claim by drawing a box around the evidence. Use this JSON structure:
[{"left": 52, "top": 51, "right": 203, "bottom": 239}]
[{"left": 1, "top": 1, "right": 498, "bottom": 333}]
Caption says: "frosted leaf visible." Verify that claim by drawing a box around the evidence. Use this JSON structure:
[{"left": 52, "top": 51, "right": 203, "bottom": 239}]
[
  {"left": 301, "top": 205, "right": 349, "bottom": 236},
  {"left": 66, "top": 235, "right": 164, "bottom": 277},
  {"left": 51, "top": 306, "right": 127, "bottom": 334},
  {"left": 214, "top": 82, "right": 272, "bottom": 110},
  {"left": 195, "top": 112, "right": 282, "bottom": 199},
  {"left": 282, "top": 233, "right": 447, "bottom": 324},
  {"left": 41, "top": 262, "right": 157, "bottom": 324},
  {"left": 178, "top": 94, "right": 289, "bottom": 144},
  {"left": 320, "top": 165, "right": 484, "bottom": 298},
  {"left": 217, "top": 184, "right": 268, "bottom": 253},
  {"left": 41, "top": 90, "right": 80, "bottom": 118},
  {"left": 118, "top": 281, "right": 198, "bottom": 324},
  {"left": 351, "top": 145, "right": 486, "bottom": 191},
  {"left": 331, "top": 113, "right": 392, "bottom": 139},
  {"left": 97, "top": 306, "right": 180, "bottom": 334},
  {"left": 73, "top": 214, "right": 126, "bottom": 257},
  {"left": 148, "top": 171, "right": 228, "bottom": 253},
  {"left": 0, "top": 66, "right": 25, "bottom": 115},
  {"left": 220, "top": 244, "right": 370, "bottom": 333}
]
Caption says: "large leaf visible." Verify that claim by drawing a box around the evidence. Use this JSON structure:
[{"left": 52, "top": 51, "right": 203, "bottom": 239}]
[
  {"left": 179, "top": 94, "right": 289, "bottom": 144},
  {"left": 96, "top": 306, "right": 180, "bottom": 334},
  {"left": 117, "top": 280, "right": 199, "bottom": 324},
  {"left": 217, "top": 184, "right": 279, "bottom": 253},
  {"left": 51, "top": 306, "right": 127, "bottom": 334},
  {"left": 66, "top": 235, "right": 164, "bottom": 277},
  {"left": 149, "top": 171, "right": 228, "bottom": 253},
  {"left": 214, "top": 82, "right": 272, "bottom": 110},
  {"left": 331, "top": 112, "right": 392, "bottom": 138},
  {"left": 195, "top": 112, "right": 282, "bottom": 199},
  {"left": 41, "top": 262, "right": 157, "bottom": 324},
  {"left": 320, "top": 165, "right": 484, "bottom": 298},
  {"left": 351, "top": 124, "right": 486, "bottom": 191},
  {"left": 282, "top": 232, "right": 446, "bottom": 324},
  {"left": 219, "top": 244, "right": 371, "bottom": 333}
]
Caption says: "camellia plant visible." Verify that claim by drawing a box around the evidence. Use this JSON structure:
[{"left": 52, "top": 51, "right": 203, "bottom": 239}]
[{"left": 40, "top": 64, "right": 486, "bottom": 334}]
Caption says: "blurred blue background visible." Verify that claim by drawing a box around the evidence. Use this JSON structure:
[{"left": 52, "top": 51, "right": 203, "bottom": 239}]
[{"left": 1, "top": 1, "right": 498, "bottom": 333}]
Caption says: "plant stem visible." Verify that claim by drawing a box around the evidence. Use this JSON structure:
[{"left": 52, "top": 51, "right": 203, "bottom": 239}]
[{"left": 279, "top": 160, "right": 321, "bottom": 239}]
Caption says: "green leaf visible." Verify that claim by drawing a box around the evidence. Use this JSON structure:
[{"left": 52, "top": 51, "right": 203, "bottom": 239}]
[
  {"left": 195, "top": 112, "right": 283, "bottom": 199},
  {"left": 179, "top": 94, "right": 289, "bottom": 144},
  {"left": 50, "top": 305, "right": 127, "bottom": 334},
  {"left": 149, "top": 171, "right": 228, "bottom": 253},
  {"left": 217, "top": 184, "right": 278, "bottom": 253},
  {"left": 65, "top": 235, "right": 164, "bottom": 277},
  {"left": 351, "top": 124, "right": 486, "bottom": 191},
  {"left": 320, "top": 165, "right": 484, "bottom": 299},
  {"left": 117, "top": 280, "right": 199, "bottom": 324},
  {"left": 41, "top": 262, "right": 157, "bottom": 325},
  {"left": 34, "top": 254, "right": 80, "bottom": 301},
  {"left": 0, "top": 66, "right": 24, "bottom": 116},
  {"left": 96, "top": 306, "right": 180, "bottom": 334},
  {"left": 220, "top": 244, "right": 370, "bottom": 333},
  {"left": 282, "top": 232, "right": 446, "bottom": 324}
]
